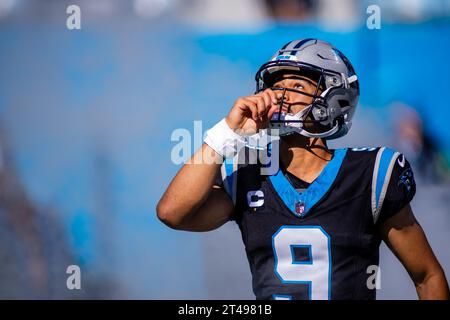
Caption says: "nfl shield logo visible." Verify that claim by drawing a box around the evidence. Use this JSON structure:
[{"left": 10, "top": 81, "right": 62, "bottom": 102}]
[{"left": 295, "top": 201, "right": 305, "bottom": 216}]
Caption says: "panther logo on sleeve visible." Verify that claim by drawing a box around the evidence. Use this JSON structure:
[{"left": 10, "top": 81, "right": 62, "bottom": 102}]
[{"left": 398, "top": 167, "right": 414, "bottom": 193}]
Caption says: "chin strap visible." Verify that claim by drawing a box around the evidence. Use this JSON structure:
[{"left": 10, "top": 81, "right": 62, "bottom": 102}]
[{"left": 292, "top": 121, "right": 340, "bottom": 138}]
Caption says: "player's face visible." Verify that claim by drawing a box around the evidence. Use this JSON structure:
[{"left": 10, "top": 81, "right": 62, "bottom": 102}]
[{"left": 272, "top": 74, "right": 322, "bottom": 114}]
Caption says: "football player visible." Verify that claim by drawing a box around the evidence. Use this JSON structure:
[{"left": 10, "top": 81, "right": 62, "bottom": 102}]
[{"left": 157, "top": 39, "right": 449, "bottom": 300}]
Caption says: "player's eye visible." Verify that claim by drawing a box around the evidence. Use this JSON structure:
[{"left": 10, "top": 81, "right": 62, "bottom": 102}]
[{"left": 294, "top": 84, "right": 303, "bottom": 90}]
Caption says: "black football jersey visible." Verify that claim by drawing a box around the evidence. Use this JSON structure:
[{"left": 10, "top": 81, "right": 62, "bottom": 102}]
[{"left": 219, "top": 145, "right": 416, "bottom": 300}]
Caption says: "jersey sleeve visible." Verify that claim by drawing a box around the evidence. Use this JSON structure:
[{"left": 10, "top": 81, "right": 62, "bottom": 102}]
[{"left": 371, "top": 148, "right": 416, "bottom": 225}]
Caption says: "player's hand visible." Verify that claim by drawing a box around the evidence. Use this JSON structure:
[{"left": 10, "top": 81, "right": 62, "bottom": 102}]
[{"left": 225, "top": 89, "right": 281, "bottom": 135}]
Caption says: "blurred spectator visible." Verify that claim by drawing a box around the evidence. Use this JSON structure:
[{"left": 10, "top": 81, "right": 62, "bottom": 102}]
[
  {"left": 0, "top": 126, "right": 73, "bottom": 298},
  {"left": 179, "top": 0, "right": 267, "bottom": 30},
  {"left": 365, "top": 0, "right": 450, "bottom": 22},
  {"left": 264, "top": 0, "right": 316, "bottom": 21},
  {"left": 316, "top": 0, "right": 359, "bottom": 30},
  {"left": 391, "top": 103, "right": 450, "bottom": 184}
]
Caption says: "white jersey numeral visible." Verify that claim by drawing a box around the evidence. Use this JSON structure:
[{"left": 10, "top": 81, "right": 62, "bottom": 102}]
[{"left": 272, "top": 226, "right": 331, "bottom": 300}]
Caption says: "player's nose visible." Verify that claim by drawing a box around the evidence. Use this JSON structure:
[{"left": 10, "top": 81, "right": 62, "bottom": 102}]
[{"left": 280, "top": 94, "right": 294, "bottom": 113}]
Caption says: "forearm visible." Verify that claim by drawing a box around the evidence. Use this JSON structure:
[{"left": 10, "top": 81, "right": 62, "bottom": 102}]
[
  {"left": 416, "top": 270, "right": 450, "bottom": 300},
  {"left": 157, "top": 143, "right": 223, "bottom": 225},
  {"left": 380, "top": 205, "right": 450, "bottom": 300}
]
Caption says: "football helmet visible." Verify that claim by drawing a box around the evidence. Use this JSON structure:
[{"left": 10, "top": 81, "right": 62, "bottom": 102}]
[{"left": 255, "top": 38, "right": 359, "bottom": 139}]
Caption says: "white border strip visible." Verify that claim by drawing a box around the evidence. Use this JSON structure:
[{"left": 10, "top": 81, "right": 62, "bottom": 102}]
[
  {"left": 374, "top": 151, "right": 400, "bottom": 223},
  {"left": 371, "top": 147, "right": 385, "bottom": 222}
]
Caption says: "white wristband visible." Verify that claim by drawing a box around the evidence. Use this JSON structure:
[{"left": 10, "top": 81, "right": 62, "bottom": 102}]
[{"left": 204, "top": 119, "right": 246, "bottom": 158}]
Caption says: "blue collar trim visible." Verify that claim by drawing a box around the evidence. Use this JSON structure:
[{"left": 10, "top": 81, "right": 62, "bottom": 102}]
[{"left": 269, "top": 148, "right": 347, "bottom": 218}]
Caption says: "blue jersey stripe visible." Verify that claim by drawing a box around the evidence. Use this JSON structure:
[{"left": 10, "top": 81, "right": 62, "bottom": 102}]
[
  {"left": 269, "top": 148, "right": 347, "bottom": 218},
  {"left": 224, "top": 158, "right": 234, "bottom": 197}
]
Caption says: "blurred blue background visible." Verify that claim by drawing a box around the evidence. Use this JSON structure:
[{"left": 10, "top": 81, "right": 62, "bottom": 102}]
[{"left": 0, "top": 0, "right": 449, "bottom": 299}]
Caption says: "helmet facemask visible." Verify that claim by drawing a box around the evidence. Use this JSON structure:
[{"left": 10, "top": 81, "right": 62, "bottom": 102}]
[{"left": 255, "top": 60, "right": 355, "bottom": 139}]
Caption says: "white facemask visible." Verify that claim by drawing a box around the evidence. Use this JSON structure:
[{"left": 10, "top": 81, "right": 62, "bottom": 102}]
[{"left": 269, "top": 105, "right": 339, "bottom": 138}]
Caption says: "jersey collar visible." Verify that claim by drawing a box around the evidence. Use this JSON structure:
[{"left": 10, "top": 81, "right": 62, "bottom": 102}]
[{"left": 269, "top": 148, "right": 347, "bottom": 218}]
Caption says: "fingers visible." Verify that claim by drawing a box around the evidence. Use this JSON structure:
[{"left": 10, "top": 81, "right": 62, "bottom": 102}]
[
  {"left": 239, "top": 96, "right": 265, "bottom": 121},
  {"left": 254, "top": 95, "right": 266, "bottom": 119},
  {"left": 238, "top": 97, "right": 259, "bottom": 121},
  {"left": 231, "top": 89, "right": 283, "bottom": 129},
  {"left": 264, "top": 88, "right": 279, "bottom": 105},
  {"left": 259, "top": 92, "right": 271, "bottom": 113},
  {"left": 244, "top": 89, "right": 283, "bottom": 123},
  {"left": 254, "top": 92, "right": 270, "bottom": 125},
  {"left": 259, "top": 89, "right": 282, "bottom": 121},
  {"left": 267, "top": 100, "right": 280, "bottom": 120},
  {"left": 253, "top": 89, "right": 281, "bottom": 115}
]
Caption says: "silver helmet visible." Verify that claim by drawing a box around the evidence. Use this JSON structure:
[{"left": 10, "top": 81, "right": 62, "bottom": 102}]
[{"left": 255, "top": 38, "right": 359, "bottom": 139}]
